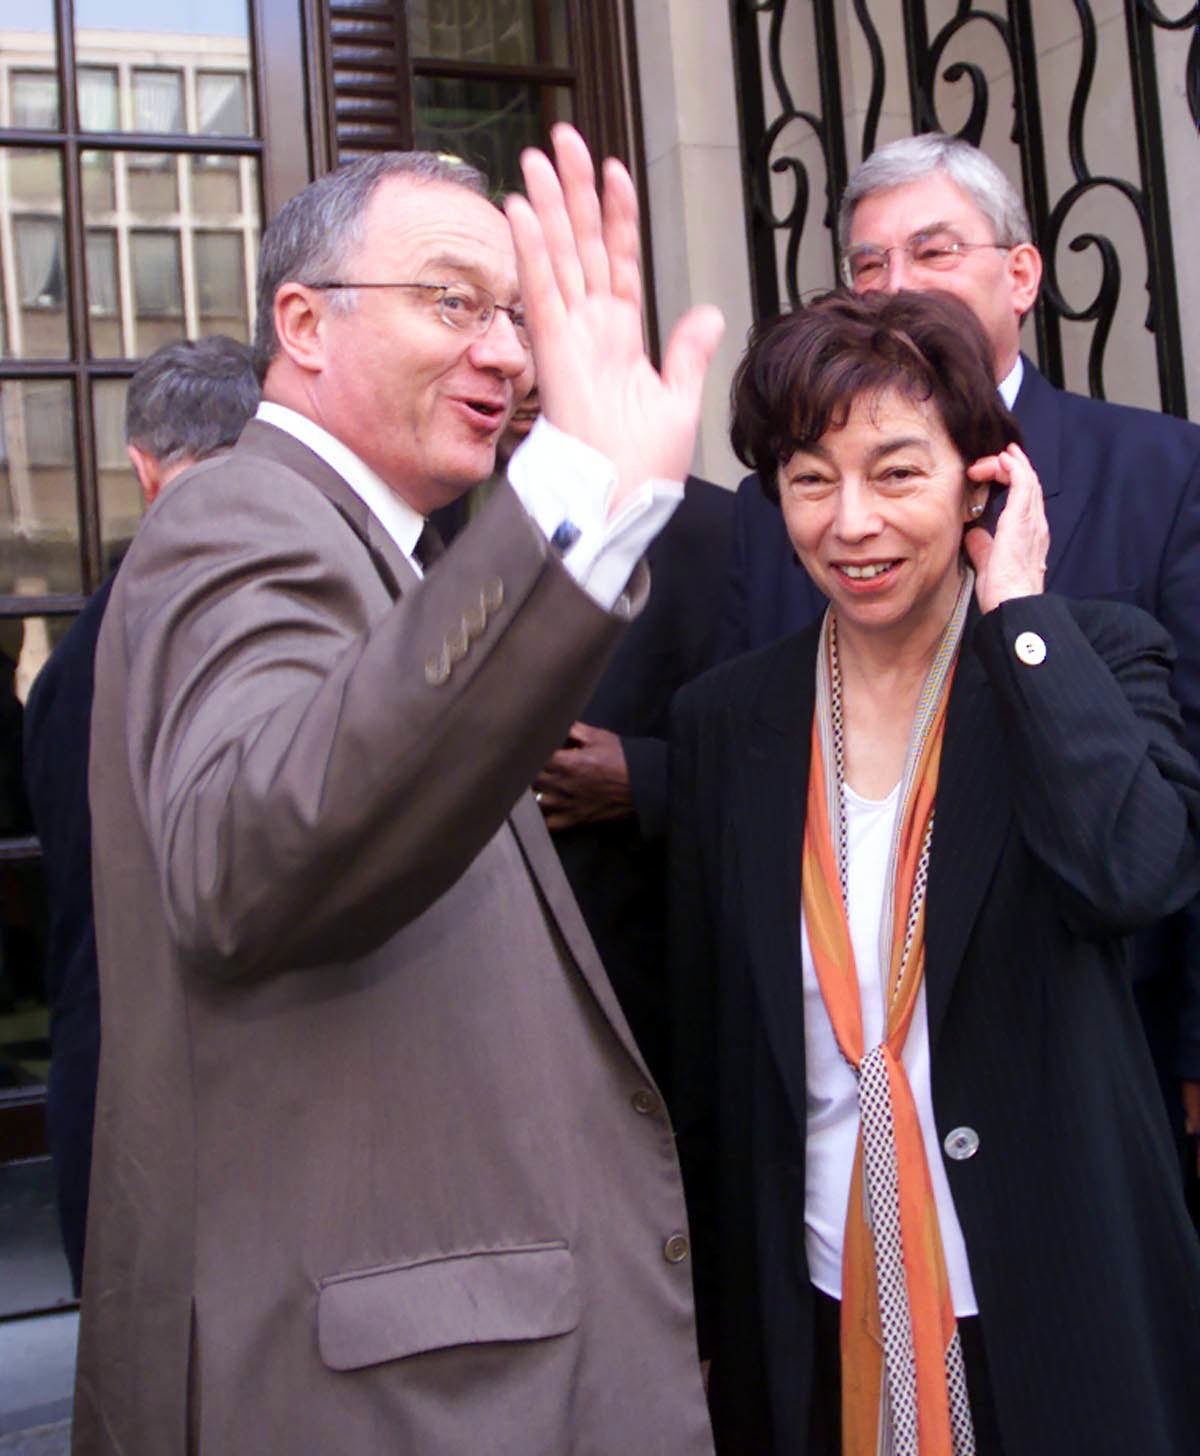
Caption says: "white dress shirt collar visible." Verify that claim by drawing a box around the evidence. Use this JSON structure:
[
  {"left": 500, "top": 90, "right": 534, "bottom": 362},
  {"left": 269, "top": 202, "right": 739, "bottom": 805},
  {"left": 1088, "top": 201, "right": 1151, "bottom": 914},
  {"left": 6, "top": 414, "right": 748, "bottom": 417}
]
[
  {"left": 255, "top": 401, "right": 426, "bottom": 570},
  {"left": 998, "top": 354, "right": 1024, "bottom": 411}
]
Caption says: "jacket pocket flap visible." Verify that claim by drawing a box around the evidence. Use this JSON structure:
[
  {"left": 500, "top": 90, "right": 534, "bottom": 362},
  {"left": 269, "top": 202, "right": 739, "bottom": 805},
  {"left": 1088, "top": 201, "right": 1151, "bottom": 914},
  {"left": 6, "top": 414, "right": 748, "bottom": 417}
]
[{"left": 317, "top": 1242, "right": 579, "bottom": 1371}]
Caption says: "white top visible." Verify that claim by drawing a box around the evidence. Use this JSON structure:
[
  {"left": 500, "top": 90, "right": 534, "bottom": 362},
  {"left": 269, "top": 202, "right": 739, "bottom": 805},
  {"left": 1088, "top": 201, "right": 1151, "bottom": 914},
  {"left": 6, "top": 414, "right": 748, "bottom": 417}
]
[
  {"left": 254, "top": 402, "right": 681, "bottom": 611},
  {"left": 802, "top": 781, "right": 979, "bottom": 1316}
]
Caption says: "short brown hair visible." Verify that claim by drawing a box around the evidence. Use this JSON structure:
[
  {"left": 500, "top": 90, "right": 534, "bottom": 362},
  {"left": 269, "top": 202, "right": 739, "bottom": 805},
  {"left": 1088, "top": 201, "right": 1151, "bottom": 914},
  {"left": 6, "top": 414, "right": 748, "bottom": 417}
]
[{"left": 730, "top": 288, "right": 1021, "bottom": 503}]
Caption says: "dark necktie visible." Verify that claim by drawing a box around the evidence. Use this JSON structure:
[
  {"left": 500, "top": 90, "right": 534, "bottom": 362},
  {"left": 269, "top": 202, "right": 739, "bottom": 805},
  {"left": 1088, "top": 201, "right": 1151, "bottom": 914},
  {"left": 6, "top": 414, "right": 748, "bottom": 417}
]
[{"left": 413, "top": 521, "right": 445, "bottom": 573}]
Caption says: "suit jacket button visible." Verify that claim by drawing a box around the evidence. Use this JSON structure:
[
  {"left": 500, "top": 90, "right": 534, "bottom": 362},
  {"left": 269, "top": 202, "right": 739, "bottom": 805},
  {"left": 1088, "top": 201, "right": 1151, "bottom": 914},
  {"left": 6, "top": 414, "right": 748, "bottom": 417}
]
[
  {"left": 446, "top": 625, "right": 469, "bottom": 663},
  {"left": 1014, "top": 630, "right": 1047, "bottom": 666},
  {"left": 424, "top": 650, "right": 451, "bottom": 686},
  {"left": 463, "top": 603, "right": 487, "bottom": 640},
  {"left": 482, "top": 577, "right": 504, "bottom": 612},
  {"left": 663, "top": 1233, "right": 690, "bottom": 1264},
  {"left": 943, "top": 1126, "right": 980, "bottom": 1161},
  {"left": 631, "top": 1088, "right": 658, "bottom": 1116}
]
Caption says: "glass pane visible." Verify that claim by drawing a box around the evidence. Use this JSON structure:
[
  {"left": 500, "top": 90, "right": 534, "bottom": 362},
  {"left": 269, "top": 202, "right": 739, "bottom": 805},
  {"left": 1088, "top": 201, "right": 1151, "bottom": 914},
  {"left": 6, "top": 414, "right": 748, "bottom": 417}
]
[
  {"left": 0, "top": 381, "right": 82, "bottom": 596},
  {"left": 413, "top": 79, "right": 573, "bottom": 193},
  {"left": 2, "top": 149, "right": 70, "bottom": 359},
  {"left": 125, "top": 151, "right": 181, "bottom": 217},
  {"left": 195, "top": 232, "right": 249, "bottom": 340},
  {"left": 190, "top": 151, "right": 254, "bottom": 214},
  {"left": 78, "top": 66, "right": 119, "bottom": 133},
  {"left": 1, "top": 2, "right": 59, "bottom": 130},
  {"left": 84, "top": 230, "right": 122, "bottom": 358},
  {"left": 409, "top": 0, "right": 568, "bottom": 67},
  {"left": 93, "top": 380, "right": 143, "bottom": 568},
  {"left": 81, "top": 148, "right": 115, "bottom": 213},
  {"left": 133, "top": 69, "right": 184, "bottom": 134},
  {"left": 10, "top": 71, "right": 59, "bottom": 131},
  {"left": 197, "top": 71, "right": 249, "bottom": 136},
  {"left": 74, "top": 0, "right": 257, "bottom": 138},
  {"left": 130, "top": 231, "right": 183, "bottom": 354}
]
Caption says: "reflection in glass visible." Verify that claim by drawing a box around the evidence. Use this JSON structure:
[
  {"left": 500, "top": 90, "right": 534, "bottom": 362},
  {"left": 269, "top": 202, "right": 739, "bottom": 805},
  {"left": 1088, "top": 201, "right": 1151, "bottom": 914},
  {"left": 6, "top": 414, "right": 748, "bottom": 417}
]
[
  {"left": 73, "top": 0, "right": 256, "bottom": 140},
  {"left": 81, "top": 149, "right": 115, "bottom": 213},
  {"left": 85, "top": 230, "right": 122, "bottom": 357},
  {"left": 198, "top": 72, "right": 249, "bottom": 136},
  {"left": 78, "top": 66, "right": 119, "bottom": 132},
  {"left": 0, "top": 380, "right": 82, "bottom": 595},
  {"left": 2, "top": 149, "right": 69, "bottom": 359},
  {"left": 414, "top": 79, "right": 573, "bottom": 194},
  {"left": 126, "top": 152, "right": 180, "bottom": 217},
  {"left": 133, "top": 70, "right": 184, "bottom": 134},
  {"left": 2, "top": 1, "right": 59, "bottom": 130},
  {"left": 83, "top": 151, "right": 260, "bottom": 358},
  {"left": 409, "top": 0, "right": 567, "bottom": 67},
  {"left": 10, "top": 71, "right": 59, "bottom": 130},
  {"left": 93, "top": 379, "right": 143, "bottom": 570},
  {"left": 196, "top": 233, "right": 248, "bottom": 340},
  {"left": 131, "top": 231, "right": 183, "bottom": 353}
]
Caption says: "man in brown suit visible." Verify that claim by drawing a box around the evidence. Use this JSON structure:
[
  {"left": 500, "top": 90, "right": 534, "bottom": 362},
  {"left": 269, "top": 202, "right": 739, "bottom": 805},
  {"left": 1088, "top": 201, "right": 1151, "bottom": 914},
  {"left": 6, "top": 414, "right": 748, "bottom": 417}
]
[{"left": 73, "top": 128, "right": 723, "bottom": 1454}]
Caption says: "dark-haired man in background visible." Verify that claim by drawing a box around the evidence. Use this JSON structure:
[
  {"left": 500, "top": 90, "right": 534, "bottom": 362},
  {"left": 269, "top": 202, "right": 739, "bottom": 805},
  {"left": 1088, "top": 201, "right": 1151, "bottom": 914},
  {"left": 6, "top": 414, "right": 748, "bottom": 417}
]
[{"left": 24, "top": 335, "right": 260, "bottom": 1294}]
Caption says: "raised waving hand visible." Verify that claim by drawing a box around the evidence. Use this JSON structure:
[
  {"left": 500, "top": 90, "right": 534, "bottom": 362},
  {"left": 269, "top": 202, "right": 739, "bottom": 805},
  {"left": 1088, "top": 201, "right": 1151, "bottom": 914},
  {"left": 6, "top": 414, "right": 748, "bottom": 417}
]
[{"left": 505, "top": 124, "right": 724, "bottom": 514}]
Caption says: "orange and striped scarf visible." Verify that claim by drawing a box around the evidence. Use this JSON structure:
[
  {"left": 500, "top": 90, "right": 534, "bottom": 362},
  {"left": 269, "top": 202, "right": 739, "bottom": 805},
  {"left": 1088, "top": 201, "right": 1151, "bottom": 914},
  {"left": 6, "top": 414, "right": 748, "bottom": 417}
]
[{"left": 801, "top": 573, "right": 975, "bottom": 1456}]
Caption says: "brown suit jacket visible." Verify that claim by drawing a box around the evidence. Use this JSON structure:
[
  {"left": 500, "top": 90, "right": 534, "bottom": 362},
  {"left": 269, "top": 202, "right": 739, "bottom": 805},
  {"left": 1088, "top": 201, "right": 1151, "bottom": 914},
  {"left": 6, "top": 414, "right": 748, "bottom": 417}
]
[{"left": 73, "top": 421, "right": 714, "bottom": 1456}]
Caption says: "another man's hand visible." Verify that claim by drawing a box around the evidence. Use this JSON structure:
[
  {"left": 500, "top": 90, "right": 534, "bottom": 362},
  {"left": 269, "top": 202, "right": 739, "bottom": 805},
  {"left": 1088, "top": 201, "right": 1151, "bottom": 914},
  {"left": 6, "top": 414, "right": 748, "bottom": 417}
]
[
  {"left": 533, "top": 722, "right": 633, "bottom": 833},
  {"left": 505, "top": 125, "right": 723, "bottom": 514}
]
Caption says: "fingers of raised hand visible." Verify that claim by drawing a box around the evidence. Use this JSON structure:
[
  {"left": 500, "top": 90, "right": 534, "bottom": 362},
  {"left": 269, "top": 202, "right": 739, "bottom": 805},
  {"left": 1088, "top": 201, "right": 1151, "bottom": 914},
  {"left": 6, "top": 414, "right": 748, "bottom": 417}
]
[
  {"left": 519, "top": 139, "right": 587, "bottom": 309},
  {"left": 661, "top": 305, "right": 726, "bottom": 415},
  {"left": 600, "top": 158, "right": 641, "bottom": 311},
  {"left": 552, "top": 125, "right": 611, "bottom": 297},
  {"left": 504, "top": 190, "right": 566, "bottom": 343}
]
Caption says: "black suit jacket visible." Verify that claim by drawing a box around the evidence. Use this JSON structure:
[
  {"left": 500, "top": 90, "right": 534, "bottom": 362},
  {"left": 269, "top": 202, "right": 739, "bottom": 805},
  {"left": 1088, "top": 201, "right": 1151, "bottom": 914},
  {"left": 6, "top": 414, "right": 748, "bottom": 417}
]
[
  {"left": 713, "top": 359, "right": 1200, "bottom": 1081},
  {"left": 24, "top": 572, "right": 115, "bottom": 1294},
  {"left": 550, "top": 476, "right": 733, "bottom": 1082},
  {"left": 671, "top": 595, "right": 1200, "bottom": 1455}
]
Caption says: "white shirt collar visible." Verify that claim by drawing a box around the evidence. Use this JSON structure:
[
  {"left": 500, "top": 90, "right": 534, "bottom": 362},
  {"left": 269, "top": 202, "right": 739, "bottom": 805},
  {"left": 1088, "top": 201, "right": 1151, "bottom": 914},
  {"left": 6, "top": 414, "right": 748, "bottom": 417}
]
[
  {"left": 997, "top": 355, "right": 1024, "bottom": 411},
  {"left": 255, "top": 401, "right": 427, "bottom": 572}
]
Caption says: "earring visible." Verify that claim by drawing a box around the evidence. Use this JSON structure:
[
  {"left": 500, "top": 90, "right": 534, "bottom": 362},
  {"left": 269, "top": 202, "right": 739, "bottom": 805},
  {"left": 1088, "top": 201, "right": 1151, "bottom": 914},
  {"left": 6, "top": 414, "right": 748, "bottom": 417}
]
[{"left": 969, "top": 502, "right": 985, "bottom": 518}]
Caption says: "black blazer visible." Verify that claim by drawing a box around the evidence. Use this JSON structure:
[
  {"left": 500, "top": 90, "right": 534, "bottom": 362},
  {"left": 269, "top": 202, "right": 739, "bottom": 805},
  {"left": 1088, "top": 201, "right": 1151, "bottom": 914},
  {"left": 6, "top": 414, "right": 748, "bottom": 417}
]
[
  {"left": 551, "top": 475, "right": 733, "bottom": 1081},
  {"left": 24, "top": 572, "right": 115, "bottom": 1294},
  {"left": 670, "top": 594, "right": 1200, "bottom": 1455},
  {"left": 712, "top": 359, "right": 1200, "bottom": 1085}
]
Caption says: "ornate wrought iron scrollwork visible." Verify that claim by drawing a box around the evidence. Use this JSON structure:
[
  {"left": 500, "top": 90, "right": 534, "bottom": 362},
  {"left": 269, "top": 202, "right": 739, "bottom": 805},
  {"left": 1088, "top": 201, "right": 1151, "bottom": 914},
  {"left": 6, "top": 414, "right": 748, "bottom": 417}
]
[
  {"left": 731, "top": 0, "right": 847, "bottom": 315},
  {"left": 733, "top": 0, "right": 1194, "bottom": 413}
]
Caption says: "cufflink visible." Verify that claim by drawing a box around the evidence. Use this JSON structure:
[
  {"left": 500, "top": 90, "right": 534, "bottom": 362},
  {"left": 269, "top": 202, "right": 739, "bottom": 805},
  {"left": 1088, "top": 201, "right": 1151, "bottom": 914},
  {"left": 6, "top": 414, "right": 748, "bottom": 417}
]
[
  {"left": 549, "top": 520, "right": 582, "bottom": 555},
  {"left": 1014, "top": 630, "right": 1047, "bottom": 666}
]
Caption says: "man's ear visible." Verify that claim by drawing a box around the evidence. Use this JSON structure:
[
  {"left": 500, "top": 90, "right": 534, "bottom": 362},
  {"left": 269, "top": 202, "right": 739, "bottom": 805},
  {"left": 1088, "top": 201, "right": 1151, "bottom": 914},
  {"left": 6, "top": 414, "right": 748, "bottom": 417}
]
[
  {"left": 1007, "top": 242, "right": 1042, "bottom": 319},
  {"left": 273, "top": 282, "right": 328, "bottom": 373},
  {"left": 127, "top": 443, "right": 164, "bottom": 507}
]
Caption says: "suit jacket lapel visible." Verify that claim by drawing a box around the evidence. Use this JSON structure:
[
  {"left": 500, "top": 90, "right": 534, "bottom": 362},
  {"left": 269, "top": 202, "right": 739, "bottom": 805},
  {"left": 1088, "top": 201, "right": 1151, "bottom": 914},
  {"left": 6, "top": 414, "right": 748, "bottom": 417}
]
[
  {"left": 1013, "top": 358, "right": 1085, "bottom": 585},
  {"left": 924, "top": 615, "right": 1012, "bottom": 1045},
  {"left": 235, "top": 420, "right": 422, "bottom": 597},
  {"left": 507, "top": 790, "right": 655, "bottom": 1076},
  {"left": 733, "top": 634, "right": 817, "bottom": 1124}
]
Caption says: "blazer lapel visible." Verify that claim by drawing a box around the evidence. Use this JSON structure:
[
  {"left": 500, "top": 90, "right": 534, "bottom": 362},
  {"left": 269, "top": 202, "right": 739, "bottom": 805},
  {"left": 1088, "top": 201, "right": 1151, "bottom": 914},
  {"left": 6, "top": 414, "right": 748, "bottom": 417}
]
[
  {"left": 732, "top": 635, "right": 817, "bottom": 1125},
  {"left": 235, "top": 420, "right": 421, "bottom": 597},
  {"left": 507, "top": 790, "right": 655, "bottom": 1076},
  {"left": 923, "top": 616, "right": 1012, "bottom": 1045}
]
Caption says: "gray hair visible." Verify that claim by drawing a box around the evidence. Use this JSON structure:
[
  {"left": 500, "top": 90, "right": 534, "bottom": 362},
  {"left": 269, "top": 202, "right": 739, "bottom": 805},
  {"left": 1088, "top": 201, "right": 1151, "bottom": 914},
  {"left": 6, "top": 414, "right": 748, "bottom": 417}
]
[
  {"left": 125, "top": 335, "right": 260, "bottom": 466},
  {"left": 837, "top": 134, "right": 1032, "bottom": 252},
  {"left": 252, "top": 151, "right": 490, "bottom": 379}
]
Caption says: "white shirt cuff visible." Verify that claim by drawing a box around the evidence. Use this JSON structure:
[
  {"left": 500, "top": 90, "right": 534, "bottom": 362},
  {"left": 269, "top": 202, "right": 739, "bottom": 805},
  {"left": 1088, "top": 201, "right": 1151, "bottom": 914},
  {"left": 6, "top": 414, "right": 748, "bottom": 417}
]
[{"left": 506, "top": 416, "right": 683, "bottom": 611}]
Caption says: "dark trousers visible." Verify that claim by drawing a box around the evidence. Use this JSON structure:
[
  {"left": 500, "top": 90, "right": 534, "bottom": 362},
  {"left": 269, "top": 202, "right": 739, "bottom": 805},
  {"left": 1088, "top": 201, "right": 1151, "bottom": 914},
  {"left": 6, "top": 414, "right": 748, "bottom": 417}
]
[{"left": 807, "top": 1288, "right": 1006, "bottom": 1455}]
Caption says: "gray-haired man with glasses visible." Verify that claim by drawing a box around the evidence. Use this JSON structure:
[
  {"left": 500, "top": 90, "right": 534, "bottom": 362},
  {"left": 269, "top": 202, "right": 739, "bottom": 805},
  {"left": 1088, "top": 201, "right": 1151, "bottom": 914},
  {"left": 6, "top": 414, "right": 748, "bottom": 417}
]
[
  {"left": 718, "top": 131, "right": 1200, "bottom": 1213},
  {"left": 74, "top": 133, "right": 723, "bottom": 1455}
]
